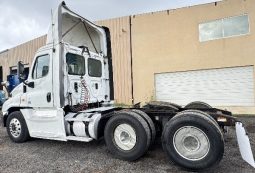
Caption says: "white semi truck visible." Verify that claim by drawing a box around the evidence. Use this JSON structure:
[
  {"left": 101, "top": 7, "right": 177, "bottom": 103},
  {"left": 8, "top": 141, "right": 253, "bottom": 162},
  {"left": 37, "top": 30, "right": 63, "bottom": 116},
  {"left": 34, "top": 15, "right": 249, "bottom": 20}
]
[{"left": 1, "top": 2, "right": 255, "bottom": 170}]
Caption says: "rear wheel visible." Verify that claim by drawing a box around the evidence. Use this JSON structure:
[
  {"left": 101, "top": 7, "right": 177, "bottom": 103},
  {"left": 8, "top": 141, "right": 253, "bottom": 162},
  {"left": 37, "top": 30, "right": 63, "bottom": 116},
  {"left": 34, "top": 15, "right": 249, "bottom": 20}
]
[
  {"left": 104, "top": 111, "right": 151, "bottom": 161},
  {"left": 131, "top": 109, "right": 156, "bottom": 146},
  {"left": 177, "top": 110, "right": 221, "bottom": 133},
  {"left": 6, "top": 111, "right": 30, "bottom": 143},
  {"left": 162, "top": 110, "right": 224, "bottom": 170}
]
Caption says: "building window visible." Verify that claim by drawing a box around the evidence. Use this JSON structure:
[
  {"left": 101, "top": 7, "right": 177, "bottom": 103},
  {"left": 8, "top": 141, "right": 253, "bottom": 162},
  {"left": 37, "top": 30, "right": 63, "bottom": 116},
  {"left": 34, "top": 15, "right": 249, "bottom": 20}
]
[{"left": 199, "top": 15, "right": 249, "bottom": 42}]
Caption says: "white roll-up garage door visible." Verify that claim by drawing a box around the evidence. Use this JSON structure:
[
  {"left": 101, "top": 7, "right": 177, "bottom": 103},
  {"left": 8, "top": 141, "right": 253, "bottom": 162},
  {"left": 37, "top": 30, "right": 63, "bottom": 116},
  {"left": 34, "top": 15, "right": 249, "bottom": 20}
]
[{"left": 155, "top": 66, "right": 255, "bottom": 106}]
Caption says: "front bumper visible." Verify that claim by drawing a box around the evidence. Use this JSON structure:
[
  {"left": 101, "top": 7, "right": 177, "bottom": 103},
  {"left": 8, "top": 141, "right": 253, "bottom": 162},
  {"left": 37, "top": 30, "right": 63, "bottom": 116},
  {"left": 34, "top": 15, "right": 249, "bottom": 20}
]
[{"left": 236, "top": 122, "right": 255, "bottom": 168}]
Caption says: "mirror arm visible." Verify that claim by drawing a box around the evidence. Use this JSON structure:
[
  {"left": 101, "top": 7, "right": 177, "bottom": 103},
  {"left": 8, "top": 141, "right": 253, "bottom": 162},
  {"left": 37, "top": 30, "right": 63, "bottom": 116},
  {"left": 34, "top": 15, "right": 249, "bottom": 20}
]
[
  {"left": 27, "top": 82, "right": 34, "bottom": 88},
  {"left": 23, "top": 81, "right": 34, "bottom": 88}
]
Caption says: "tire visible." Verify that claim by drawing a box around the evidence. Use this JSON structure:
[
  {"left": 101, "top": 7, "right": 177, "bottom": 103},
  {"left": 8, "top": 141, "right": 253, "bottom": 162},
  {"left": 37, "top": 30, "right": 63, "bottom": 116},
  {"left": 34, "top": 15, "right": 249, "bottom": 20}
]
[
  {"left": 177, "top": 110, "right": 221, "bottom": 133},
  {"left": 118, "top": 109, "right": 152, "bottom": 149},
  {"left": 131, "top": 109, "right": 156, "bottom": 146},
  {"left": 162, "top": 110, "right": 224, "bottom": 170},
  {"left": 104, "top": 111, "right": 151, "bottom": 161},
  {"left": 185, "top": 101, "right": 212, "bottom": 109},
  {"left": 6, "top": 111, "right": 30, "bottom": 143}
]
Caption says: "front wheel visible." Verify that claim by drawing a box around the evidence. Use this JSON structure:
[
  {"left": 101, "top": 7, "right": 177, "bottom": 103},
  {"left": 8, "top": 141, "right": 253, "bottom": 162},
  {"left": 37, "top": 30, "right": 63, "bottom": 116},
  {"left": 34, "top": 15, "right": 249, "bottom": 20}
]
[
  {"left": 6, "top": 111, "right": 30, "bottom": 143},
  {"left": 162, "top": 111, "right": 224, "bottom": 170}
]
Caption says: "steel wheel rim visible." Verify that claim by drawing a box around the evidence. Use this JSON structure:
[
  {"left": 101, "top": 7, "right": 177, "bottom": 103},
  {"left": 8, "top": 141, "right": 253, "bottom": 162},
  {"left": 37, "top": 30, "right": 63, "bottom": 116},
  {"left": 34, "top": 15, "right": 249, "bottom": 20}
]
[
  {"left": 113, "top": 124, "right": 137, "bottom": 151},
  {"left": 9, "top": 118, "right": 22, "bottom": 138},
  {"left": 173, "top": 126, "right": 210, "bottom": 161}
]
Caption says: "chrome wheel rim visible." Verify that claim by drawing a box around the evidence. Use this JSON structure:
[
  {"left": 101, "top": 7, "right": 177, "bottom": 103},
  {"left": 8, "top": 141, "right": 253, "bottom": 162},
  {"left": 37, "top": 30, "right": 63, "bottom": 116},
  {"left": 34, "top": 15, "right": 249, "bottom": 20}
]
[
  {"left": 9, "top": 118, "right": 21, "bottom": 138},
  {"left": 173, "top": 126, "right": 210, "bottom": 161},
  {"left": 114, "top": 124, "right": 137, "bottom": 151}
]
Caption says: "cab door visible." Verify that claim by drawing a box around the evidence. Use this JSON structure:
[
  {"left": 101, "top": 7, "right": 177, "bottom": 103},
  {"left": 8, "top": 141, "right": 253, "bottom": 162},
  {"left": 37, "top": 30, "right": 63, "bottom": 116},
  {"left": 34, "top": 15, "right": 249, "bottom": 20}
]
[
  {"left": 21, "top": 48, "right": 66, "bottom": 140},
  {"left": 86, "top": 55, "right": 105, "bottom": 103},
  {"left": 25, "top": 50, "right": 53, "bottom": 107}
]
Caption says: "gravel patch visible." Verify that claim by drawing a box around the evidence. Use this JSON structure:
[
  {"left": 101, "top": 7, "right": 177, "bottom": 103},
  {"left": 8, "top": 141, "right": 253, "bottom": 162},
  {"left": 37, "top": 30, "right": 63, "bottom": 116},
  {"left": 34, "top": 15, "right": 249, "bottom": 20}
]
[{"left": 0, "top": 114, "right": 255, "bottom": 173}]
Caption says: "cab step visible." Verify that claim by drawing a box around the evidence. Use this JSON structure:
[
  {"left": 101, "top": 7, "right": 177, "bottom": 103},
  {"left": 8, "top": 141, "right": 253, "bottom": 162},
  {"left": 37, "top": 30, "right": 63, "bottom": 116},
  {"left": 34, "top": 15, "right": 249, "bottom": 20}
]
[{"left": 66, "top": 136, "right": 93, "bottom": 142}]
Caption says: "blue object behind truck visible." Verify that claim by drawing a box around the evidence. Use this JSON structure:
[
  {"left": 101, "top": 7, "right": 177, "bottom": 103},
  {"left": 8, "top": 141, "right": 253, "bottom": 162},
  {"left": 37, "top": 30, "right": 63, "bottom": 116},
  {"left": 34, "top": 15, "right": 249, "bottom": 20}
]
[
  {"left": 0, "top": 74, "right": 25, "bottom": 106},
  {"left": 7, "top": 74, "right": 21, "bottom": 93},
  {"left": 0, "top": 77, "right": 6, "bottom": 106},
  {"left": 0, "top": 90, "right": 6, "bottom": 106}
]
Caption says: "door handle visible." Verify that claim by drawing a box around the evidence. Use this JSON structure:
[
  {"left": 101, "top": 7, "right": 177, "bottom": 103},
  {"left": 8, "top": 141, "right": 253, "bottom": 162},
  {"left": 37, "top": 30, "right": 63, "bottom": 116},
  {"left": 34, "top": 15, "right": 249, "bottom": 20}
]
[
  {"left": 74, "top": 82, "right": 78, "bottom": 92},
  {"left": 47, "top": 92, "right": 51, "bottom": 102}
]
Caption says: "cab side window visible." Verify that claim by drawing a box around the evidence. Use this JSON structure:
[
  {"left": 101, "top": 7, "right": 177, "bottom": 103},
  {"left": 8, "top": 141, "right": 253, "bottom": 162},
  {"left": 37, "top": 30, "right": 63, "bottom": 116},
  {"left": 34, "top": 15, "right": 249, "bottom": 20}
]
[
  {"left": 88, "top": 58, "right": 102, "bottom": 77},
  {"left": 66, "top": 53, "right": 85, "bottom": 75},
  {"left": 32, "top": 54, "right": 50, "bottom": 79}
]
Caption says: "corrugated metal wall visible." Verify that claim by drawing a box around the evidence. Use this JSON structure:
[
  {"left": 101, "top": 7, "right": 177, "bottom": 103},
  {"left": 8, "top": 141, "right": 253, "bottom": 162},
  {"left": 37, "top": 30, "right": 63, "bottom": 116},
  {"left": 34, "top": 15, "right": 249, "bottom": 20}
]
[
  {"left": 0, "top": 35, "right": 47, "bottom": 81},
  {"left": 0, "top": 50, "right": 8, "bottom": 81},
  {"left": 97, "top": 17, "right": 133, "bottom": 104}
]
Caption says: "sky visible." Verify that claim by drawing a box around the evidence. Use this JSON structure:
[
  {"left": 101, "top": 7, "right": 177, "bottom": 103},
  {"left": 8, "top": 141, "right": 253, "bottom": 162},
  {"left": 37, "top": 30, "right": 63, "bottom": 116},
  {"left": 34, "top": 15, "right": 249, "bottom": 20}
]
[{"left": 0, "top": 0, "right": 220, "bottom": 51}]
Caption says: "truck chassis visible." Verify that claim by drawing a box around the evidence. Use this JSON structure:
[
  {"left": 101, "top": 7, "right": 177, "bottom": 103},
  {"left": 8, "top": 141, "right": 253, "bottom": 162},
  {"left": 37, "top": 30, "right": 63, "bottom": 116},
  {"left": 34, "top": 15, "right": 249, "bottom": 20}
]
[{"left": 2, "top": 100, "right": 248, "bottom": 170}]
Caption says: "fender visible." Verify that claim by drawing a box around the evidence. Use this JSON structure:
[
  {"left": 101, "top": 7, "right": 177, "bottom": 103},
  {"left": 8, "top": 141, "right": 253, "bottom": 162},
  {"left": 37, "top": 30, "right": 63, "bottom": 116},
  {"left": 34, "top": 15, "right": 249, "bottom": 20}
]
[{"left": 2, "top": 107, "right": 32, "bottom": 127}]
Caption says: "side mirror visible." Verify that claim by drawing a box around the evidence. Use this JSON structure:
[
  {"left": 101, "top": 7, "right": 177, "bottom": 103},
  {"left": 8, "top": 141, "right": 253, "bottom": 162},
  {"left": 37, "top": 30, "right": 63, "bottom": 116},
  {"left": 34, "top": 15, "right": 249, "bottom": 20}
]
[{"left": 17, "top": 61, "right": 25, "bottom": 81}]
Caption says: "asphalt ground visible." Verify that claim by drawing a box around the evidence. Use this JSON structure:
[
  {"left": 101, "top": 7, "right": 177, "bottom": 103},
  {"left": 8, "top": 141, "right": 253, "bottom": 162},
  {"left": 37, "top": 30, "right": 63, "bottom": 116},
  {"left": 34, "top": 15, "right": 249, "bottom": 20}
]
[{"left": 0, "top": 114, "right": 255, "bottom": 173}]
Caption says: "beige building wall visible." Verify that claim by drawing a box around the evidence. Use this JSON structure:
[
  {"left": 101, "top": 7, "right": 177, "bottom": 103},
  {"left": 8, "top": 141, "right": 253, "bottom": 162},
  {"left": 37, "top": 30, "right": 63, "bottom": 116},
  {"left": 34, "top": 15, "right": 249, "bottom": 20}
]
[
  {"left": 97, "top": 17, "right": 133, "bottom": 105},
  {"left": 131, "top": 0, "right": 255, "bottom": 114},
  {"left": 0, "top": 35, "right": 47, "bottom": 81},
  {"left": 0, "top": 50, "right": 8, "bottom": 82}
]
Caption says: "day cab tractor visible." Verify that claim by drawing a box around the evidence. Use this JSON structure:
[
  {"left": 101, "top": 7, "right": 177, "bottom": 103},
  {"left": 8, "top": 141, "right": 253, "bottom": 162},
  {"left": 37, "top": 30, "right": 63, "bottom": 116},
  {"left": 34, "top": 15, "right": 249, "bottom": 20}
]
[{"left": 1, "top": 2, "right": 255, "bottom": 171}]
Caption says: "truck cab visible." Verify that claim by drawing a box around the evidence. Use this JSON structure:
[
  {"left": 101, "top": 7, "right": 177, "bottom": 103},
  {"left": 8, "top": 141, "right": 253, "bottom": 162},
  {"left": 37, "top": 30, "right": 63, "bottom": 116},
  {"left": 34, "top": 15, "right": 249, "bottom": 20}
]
[{"left": 2, "top": 2, "right": 114, "bottom": 141}]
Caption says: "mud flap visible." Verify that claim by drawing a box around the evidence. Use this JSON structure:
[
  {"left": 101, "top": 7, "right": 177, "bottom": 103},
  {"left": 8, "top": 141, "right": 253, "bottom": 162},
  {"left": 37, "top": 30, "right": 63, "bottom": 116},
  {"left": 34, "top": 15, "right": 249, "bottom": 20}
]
[{"left": 236, "top": 122, "right": 255, "bottom": 168}]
